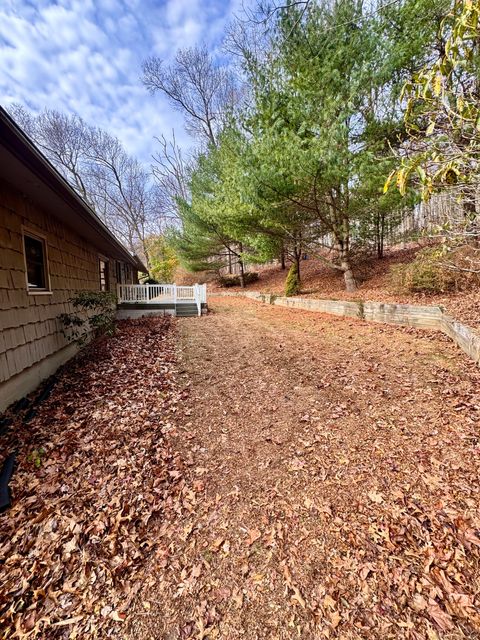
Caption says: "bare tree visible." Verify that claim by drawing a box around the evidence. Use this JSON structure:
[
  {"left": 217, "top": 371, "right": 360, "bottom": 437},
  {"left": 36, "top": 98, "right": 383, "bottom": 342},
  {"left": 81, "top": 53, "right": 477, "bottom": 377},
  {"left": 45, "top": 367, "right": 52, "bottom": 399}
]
[
  {"left": 8, "top": 104, "right": 94, "bottom": 205},
  {"left": 151, "top": 132, "right": 191, "bottom": 222},
  {"left": 224, "top": 16, "right": 269, "bottom": 74},
  {"left": 7, "top": 104, "right": 159, "bottom": 268},
  {"left": 87, "top": 129, "right": 156, "bottom": 267},
  {"left": 142, "top": 45, "right": 239, "bottom": 147},
  {"left": 6, "top": 103, "right": 35, "bottom": 134}
]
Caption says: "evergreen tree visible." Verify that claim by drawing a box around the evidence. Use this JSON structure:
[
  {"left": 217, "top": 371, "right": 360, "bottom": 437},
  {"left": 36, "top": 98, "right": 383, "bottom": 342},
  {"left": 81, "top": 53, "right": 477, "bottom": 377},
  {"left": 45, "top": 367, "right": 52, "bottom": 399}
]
[{"left": 165, "top": 0, "right": 452, "bottom": 289}]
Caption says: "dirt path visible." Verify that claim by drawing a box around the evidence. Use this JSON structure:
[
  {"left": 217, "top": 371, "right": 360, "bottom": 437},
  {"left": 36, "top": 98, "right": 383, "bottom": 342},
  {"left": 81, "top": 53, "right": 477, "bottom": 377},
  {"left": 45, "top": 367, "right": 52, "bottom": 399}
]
[{"left": 128, "top": 297, "right": 480, "bottom": 640}]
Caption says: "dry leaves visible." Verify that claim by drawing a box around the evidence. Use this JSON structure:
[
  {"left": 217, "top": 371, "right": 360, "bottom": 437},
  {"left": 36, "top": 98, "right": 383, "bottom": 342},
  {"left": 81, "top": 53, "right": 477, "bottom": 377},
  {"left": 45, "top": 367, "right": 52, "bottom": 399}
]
[
  {"left": 2, "top": 297, "right": 480, "bottom": 640},
  {"left": 125, "top": 296, "right": 479, "bottom": 640},
  {"left": 0, "top": 317, "right": 180, "bottom": 638},
  {"left": 245, "top": 528, "right": 262, "bottom": 546}
]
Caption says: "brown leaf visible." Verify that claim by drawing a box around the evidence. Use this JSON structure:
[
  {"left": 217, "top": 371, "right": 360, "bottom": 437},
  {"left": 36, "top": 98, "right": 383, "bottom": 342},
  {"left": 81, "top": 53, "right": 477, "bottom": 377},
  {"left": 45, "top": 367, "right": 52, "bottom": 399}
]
[
  {"left": 232, "top": 591, "right": 243, "bottom": 609},
  {"left": 245, "top": 528, "right": 262, "bottom": 546},
  {"left": 368, "top": 490, "right": 384, "bottom": 504},
  {"left": 291, "top": 585, "right": 306, "bottom": 608},
  {"left": 324, "top": 594, "right": 336, "bottom": 610},
  {"left": 210, "top": 537, "right": 225, "bottom": 551},
  {"left": 329, "top": 611, "right": 341, "bottom": 629},
  {"left": 427, "top": 600, "right": 454, "bottom": 632},
  {"left": 411, "top": 594, "right": 428, "bottom": 612},
  {"left": 221, "top": 540, "right": 231, "bottom": 554},
  {"left": 51, "top": 615, "right": 84, "bottom": 627}
]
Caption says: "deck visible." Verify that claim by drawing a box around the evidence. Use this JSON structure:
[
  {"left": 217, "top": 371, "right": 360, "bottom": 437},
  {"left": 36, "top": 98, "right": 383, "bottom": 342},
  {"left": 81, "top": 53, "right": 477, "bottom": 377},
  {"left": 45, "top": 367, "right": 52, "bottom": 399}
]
[{"left": 117, "top": 284, "right": 207, "bottom": 317}]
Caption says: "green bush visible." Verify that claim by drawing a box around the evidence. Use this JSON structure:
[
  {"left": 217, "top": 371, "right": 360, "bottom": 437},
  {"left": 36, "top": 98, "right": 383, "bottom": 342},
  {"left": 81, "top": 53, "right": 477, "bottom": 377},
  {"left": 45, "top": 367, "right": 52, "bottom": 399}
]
[
  {"left": 218, "top": 272, "right": 259, "bottom": 287},
  {"left": 389, "top": 245, "right": 478, "bottom": 293},
  {"left": 285, "top": 262, "right": 300, "bottom": 297},
  {"left": 60, "top": 291, "right": 117, "bottom": 345}
]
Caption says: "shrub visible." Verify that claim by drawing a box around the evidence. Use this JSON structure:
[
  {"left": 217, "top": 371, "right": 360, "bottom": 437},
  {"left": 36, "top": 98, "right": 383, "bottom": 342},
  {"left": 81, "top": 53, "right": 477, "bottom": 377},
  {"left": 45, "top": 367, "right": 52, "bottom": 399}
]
[
  {"left": 447, "top": 245, "right": 480, "bottom": 287},
  {"left": 285, "top": 262, "right": 300, "bottom": 297},
  {"left": 60, "top": 291, "right": 117, "bottom": 345},
  {"left": 146, "top": 235, "right": 179, "bottom": 283},
  {"left": 390, "top": 245, "right": 479, "bottom": 293},
  {"left": 218, "top": 272, "right": 259, "bottom": 287}
]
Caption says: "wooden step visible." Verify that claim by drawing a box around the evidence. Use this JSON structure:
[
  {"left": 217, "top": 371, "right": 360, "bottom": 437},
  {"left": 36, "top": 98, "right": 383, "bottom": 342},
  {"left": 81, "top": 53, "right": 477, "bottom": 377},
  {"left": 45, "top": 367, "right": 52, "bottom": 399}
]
[{"left": 176, "top": 304, "right": 199, "bottom": 317}]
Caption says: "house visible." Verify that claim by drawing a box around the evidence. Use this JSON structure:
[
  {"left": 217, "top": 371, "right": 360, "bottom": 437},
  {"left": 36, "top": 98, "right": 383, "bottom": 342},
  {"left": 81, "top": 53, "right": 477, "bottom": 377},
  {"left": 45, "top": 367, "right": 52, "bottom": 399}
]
[{"left": 0, "top": 107, "right": 146, "bottom": 412}]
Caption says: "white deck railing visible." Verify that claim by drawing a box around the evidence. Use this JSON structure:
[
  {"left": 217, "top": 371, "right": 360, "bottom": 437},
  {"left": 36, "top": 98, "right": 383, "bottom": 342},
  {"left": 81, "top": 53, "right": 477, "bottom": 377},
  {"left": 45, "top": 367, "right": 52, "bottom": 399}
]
[{"left": 117, "top": 283, "right": 207, "bottom": 316}]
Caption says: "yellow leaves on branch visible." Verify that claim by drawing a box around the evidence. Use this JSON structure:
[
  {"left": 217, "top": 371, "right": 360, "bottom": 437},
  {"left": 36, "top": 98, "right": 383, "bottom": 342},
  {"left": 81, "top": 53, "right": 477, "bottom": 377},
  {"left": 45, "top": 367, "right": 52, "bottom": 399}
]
[
  {"left": 396, "top": 168, "right": 408, "bottom": 196},
  {"left": 383, "top": 169, "right": 396, "bottom": 194},
  {"left": 433, "top": 73, "right": 443, "bottom": 97}
]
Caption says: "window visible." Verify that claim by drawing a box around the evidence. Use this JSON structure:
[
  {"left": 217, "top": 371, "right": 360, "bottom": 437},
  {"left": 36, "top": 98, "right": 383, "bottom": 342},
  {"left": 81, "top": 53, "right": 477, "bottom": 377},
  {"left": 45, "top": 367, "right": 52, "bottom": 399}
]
[
  {"left": 99, "top": 259, "right": 109, "bottom": 291},
  {"left": 115, "top": 261, "right": 122, "bottom": 284},
  {"left": 23, "top": 232, "right": 49, "bottom": 291}
]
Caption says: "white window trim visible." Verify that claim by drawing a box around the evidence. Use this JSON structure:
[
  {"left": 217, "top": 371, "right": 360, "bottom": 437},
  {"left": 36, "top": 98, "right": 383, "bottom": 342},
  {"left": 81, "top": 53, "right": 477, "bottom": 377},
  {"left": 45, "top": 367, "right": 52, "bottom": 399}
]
[
  {"left": 22, "top": 226, "right": 52, "bottom": 295},
  {"left": 98, "top": 255, "right": 109, "bottom": 291}
]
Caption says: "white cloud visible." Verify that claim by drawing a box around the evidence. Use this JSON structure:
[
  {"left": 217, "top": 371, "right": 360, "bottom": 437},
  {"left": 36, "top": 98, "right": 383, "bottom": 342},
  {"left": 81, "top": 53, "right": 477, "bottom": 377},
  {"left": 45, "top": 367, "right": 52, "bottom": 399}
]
[{"left": 0, "top": 0, "right": 242, "bottom": 164}]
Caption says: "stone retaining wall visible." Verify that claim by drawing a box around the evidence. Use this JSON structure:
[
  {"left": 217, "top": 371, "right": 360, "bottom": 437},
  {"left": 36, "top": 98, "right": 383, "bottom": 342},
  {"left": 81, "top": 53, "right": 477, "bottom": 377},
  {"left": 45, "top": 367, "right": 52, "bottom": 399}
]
[
  {"left": 440, "top": 316, "right": 480, "bottom": 366},
  {"left": 216, "top": 291, "right": 480, "bottom": 366}
]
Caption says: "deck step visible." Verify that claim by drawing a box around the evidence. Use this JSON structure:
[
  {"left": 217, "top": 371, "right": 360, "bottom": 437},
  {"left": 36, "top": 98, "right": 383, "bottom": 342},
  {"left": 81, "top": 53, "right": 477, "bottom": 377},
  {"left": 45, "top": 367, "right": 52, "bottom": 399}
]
[{"left": 176, "top": 304, "right": 199, "bottom": 317}]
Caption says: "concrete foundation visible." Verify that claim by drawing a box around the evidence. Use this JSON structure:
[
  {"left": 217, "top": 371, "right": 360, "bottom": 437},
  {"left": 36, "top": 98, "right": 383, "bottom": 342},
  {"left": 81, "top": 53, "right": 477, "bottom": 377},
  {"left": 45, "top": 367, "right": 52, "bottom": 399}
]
[
  {"left": 0, "top": 342, "right": 79, "bottom": 412},
  {"left": 117, "top": 307, "right": 175, "bottom": 320}
]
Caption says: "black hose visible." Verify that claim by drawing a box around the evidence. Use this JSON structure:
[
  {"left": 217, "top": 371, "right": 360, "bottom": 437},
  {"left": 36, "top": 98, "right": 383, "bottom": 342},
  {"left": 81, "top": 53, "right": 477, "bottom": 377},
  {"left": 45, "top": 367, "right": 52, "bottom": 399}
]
[
  {"left": 0, "top": 453, "right": 16, "bottom": 512},
  {"left": 0, "top": 374, "right": 58, "bottom": 511}
]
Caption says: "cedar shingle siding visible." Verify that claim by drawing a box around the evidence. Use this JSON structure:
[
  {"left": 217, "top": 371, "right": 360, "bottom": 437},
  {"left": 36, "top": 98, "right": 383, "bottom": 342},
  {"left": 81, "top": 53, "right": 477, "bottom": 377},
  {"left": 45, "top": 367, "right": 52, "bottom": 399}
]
[
  {"left": 0, "top": 108, "right": 145, "bottom": 412},
  {"left": 0, "top": 176, "right": 143, "bottom": 411},
  {"left": 0, "top": 178, "right": 118, "bottom": 385}
]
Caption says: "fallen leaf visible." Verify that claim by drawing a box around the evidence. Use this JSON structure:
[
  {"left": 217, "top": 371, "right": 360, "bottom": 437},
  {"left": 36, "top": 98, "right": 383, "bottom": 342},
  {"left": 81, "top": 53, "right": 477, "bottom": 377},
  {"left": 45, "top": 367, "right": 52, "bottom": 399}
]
[
  {"left": 368, "top": 490, "right": 384, "bottom": 504},
  {"left": 246, "top": 529, "right": 262, "bottom": 546},
  {"left": 110, "top": 611, "right": 126, "bottom": 623},
  {"left": 427, "top": 600, "right": 454, "bottom": 632}
]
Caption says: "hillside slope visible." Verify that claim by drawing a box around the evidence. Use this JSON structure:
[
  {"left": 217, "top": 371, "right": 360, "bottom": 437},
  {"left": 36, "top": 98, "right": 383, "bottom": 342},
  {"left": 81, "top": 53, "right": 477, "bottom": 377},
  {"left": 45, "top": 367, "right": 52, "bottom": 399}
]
[{"left": 210, "top": 247, "right": 480, "bottom": 329}]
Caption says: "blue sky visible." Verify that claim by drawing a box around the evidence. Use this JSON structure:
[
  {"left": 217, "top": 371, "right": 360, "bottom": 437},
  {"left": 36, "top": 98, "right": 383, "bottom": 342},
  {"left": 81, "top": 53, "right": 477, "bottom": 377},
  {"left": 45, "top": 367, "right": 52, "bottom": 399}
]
[{"left": 0, "top": 0, "right": 244, "bottom": 163}]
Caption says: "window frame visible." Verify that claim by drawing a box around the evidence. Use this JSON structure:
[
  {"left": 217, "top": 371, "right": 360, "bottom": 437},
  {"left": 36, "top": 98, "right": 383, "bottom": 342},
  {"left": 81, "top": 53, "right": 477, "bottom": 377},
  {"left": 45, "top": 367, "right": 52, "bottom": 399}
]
[
  {"left": 22, "top": 227, "right": 52, "bottom": 295},
  {"left": 115, "top": 260, "right": 122, "bottom": 285},
  {"left": 99, "top": 256, "right": 109, "bottom": 292}
]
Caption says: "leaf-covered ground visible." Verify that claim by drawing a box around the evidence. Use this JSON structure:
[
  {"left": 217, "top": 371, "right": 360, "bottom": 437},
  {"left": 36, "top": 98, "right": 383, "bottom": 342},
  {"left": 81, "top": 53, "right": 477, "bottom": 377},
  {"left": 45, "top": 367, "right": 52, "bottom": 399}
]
[
  {"left": 1, "top": 299, "right": 480, "bottom": 639},
  {"left": 0, "top": 317, "right": 181, "bottom": 638},
  {"left": 128, "top": 297, "right": 480, "bottom": 640}
]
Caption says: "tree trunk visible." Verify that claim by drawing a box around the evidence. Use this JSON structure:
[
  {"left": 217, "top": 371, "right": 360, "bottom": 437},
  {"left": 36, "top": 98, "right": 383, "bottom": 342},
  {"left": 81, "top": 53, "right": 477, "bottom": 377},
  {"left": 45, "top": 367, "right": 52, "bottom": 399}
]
[
  {"left": 238, "top": 243, "right": 245, "bottom": 288},
  {"left": 337, "top": 242, "right": 356, "bottom": 292},
  {"left": 228, "top": 249, "right": 233, "bottom": 275},
  {"left": 341, "top": 258, "right": 357, "bottom": 292},
  {"left": 463, "top": 199, "right": 479, "bottom": 248},
  {"left": 280, "top": 246, "right": 286, "bottom": 270},
  {"left": 239, "top": 259, "right": 245, "bottom": 288},
  {"left": 374, "top": 214, "right": 381, "bottom": 259},
  {"left": 294, "top": 247, "right": 301, "bottom": 286},
  {"left": 377, "top": 212, "right": 385, "bottom": 259}
]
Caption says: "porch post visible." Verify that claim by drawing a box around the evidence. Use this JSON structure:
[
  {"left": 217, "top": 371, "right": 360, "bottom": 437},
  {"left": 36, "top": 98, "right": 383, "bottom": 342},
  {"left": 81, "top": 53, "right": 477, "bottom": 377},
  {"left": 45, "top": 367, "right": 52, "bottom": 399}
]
[{"left": 194, "top": 284, "right": 201, "bottom": 316}]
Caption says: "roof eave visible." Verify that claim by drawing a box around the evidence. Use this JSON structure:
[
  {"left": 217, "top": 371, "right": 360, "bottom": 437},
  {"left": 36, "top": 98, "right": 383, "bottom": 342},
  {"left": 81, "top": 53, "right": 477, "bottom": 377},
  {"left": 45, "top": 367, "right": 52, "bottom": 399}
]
[{"left": 0, "top": 106, "right": 144, "bottom": 270}]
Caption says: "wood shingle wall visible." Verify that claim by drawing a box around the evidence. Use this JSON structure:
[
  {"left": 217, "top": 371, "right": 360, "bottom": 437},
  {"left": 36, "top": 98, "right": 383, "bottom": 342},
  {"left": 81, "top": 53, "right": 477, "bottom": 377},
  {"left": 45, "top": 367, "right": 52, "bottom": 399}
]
[{"left": 0, "top": 178, "right": 118, "bottom": 406}]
